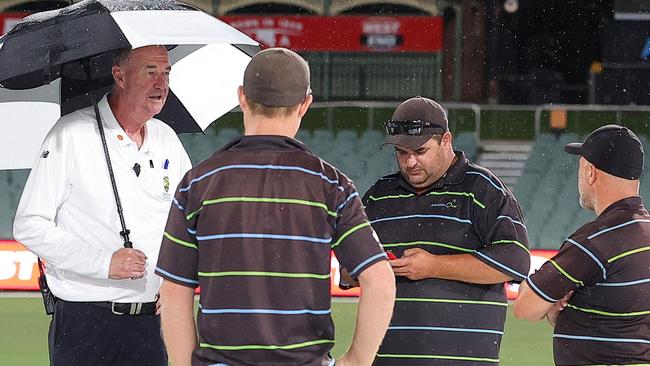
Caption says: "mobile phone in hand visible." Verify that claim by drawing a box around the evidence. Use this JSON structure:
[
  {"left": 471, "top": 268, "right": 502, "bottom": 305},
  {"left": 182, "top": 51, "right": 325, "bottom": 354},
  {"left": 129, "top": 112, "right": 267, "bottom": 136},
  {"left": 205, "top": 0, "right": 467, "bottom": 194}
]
[{"left": 385, "top": 250, "right": 398, "bottom": 260}]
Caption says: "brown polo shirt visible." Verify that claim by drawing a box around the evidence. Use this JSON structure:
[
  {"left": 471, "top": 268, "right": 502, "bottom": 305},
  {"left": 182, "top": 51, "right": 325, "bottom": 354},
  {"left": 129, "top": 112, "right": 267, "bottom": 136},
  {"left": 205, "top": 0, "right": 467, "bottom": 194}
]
[
  {"left": 527, "top": 196, "right": 650, "bottom": 365},
  {"left": 156, "top": 135, "right": 386, "bottom": 366}
]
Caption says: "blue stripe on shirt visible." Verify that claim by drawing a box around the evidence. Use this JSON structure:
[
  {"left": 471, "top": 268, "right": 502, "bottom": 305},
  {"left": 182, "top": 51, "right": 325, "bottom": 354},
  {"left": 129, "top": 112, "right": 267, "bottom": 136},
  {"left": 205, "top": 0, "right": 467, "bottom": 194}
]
[
  {"left": 371, "top": 214, "right": 472, "bottom": 225},
  {"left": 389, "top": 326, "right": 504, "bottom": 336},
  {"left": 596, "top": 278, "right": 650, "bottom": 287},
  {"left": 336, "top": 192, "right": 359, "bottom": 213},
  {"left": 587, "top": 219, "right": 650, "bottom": 240},
  {"left": 554, "top": 333, "right": 650, "bottom": 345},
  {"left": 566, "top": 238, "right": 607, "bottom": 280},
  {"left": 473, "top": 251, "right": 527, "bottom": 279},
  {"left": 466, "top": 171, "right": 506, "bottom": 195},
  {"left": 496, "top": 215, "right": 527, "bottom": 231},
  {"left": 156, "top": 267, "right": 199, "bottom": 285},
  {"left": 195, "top": 233, "right": 332, "bottom": 244},
  {"left": 179, "top": 164, "right": 344, "bottom": 193},
  {"left": 349, "top": 252, "right": 388, "bottom": 277},
  {"left": 526, "top": 277, "right": 558, "bottom": 303},
  {"left": 200, "top": 307, "right": 331, "bottom": 315}
]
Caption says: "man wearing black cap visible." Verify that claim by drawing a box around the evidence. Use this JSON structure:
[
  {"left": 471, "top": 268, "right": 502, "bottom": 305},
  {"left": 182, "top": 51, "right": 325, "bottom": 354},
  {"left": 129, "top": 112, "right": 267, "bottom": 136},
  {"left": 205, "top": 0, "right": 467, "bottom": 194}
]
[
  {"left": 360, "top": 96, "right": 530, "bottom": 365},
  {"left": 156, "top": 48, "right": 395, "bottom": 366},
  {"left": 514, "top": 124, "right": 650, "bottom": 365}
]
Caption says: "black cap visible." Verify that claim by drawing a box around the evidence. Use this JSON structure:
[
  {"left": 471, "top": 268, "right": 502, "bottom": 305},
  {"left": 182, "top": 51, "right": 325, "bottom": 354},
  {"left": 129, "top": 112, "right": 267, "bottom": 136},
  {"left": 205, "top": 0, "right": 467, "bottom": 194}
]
[
  {"left": 382, "top": 97, "right": 448, "bottom": 150},
  {"left": 565, "top": 124, "right": 644, "bottom": 180},
  {"left": 243, "top": 47, "right": 311, "bottom": 107}
]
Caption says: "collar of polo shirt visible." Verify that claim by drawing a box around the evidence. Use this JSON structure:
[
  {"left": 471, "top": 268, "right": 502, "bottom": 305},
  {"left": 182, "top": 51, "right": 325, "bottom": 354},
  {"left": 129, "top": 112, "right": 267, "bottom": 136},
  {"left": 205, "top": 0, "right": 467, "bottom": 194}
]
[{"left": 98, "top": 95, "right": 153, "bottom": 154}]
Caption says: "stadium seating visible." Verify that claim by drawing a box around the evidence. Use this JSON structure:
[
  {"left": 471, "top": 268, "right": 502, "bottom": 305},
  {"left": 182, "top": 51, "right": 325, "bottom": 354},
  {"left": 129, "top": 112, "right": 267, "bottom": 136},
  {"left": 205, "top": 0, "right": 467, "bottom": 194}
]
[
  {"left": 454, "top": 131, "right": 478, "bottom": 160},
  {"left": 0, "top": 170, "right": 29, "bottom": 239},
  {"left": 0, "top": 129, "right": 645, "bottom": 251}
]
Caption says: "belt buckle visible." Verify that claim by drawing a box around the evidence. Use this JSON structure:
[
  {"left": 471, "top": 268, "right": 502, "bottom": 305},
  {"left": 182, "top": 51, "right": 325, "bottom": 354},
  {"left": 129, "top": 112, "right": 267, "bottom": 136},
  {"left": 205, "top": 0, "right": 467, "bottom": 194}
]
[
  {"left": 111, "top": 302, "right": 125, "bottom": 315},
  {"left": 111, "top": 302, "right": 143, "bottom": 315}
]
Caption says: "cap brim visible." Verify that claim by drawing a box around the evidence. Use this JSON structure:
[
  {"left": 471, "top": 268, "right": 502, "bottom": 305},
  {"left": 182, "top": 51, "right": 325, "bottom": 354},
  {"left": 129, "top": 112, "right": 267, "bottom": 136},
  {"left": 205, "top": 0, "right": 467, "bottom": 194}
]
[
  {"left": 564, "top": 143, "right": 583, "bottom": 155},
  {"left": 381, "top": 134, "right": 433, "bottom": 150}
]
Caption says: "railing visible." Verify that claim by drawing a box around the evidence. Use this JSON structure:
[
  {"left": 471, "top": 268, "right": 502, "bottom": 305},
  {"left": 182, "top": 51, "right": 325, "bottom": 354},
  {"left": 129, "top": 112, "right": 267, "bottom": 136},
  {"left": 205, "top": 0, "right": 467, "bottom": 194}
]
[
  {"left": 534, "top": 104, "right": 650, "bottom": 136},
  {"left": 310, "top": 101, "right": 481, "bottom": 144}
]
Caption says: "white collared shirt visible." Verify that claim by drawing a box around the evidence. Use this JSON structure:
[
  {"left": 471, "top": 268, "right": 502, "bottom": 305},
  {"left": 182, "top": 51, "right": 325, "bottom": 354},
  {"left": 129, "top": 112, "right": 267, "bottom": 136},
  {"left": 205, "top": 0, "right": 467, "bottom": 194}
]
[{"left": 14, "top": 94, "right": 192, "bottom": 302}]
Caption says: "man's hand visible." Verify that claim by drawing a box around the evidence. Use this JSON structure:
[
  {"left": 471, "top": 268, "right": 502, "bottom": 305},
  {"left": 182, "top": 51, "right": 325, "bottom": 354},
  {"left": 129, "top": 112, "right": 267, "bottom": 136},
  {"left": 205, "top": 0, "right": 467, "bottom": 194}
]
[
  {"left": 109, "top": 248, "right": 147, "bottom": 279},
  {"left": 340, "top": 267, "right": 360, "bottom": 288},
  {"left": 390, "top": 248, "right": 434, "bottom": 280},
  {"left": 546, "top": 291, "right": 573, "bottom": 327}
]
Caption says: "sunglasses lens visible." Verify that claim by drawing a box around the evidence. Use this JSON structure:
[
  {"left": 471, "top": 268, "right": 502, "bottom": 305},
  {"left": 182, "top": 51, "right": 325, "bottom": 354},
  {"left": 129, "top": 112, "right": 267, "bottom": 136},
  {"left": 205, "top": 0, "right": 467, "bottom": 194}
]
[{"left": 385, "top": 121, "right": 426, "bottom": 136}]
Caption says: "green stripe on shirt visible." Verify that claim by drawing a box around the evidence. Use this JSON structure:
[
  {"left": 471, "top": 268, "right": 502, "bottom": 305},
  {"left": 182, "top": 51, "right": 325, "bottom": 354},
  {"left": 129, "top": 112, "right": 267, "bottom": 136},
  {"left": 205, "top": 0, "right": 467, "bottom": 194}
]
[
  {"left": 396, "top": 297, "right": 508, "bottom": 307},
  {"left": 188, "top": 196, "right": 337, "bottom": 221},
  {"left": 491, "top": 239, "right": 530, "bottom": 254},
  {"left": 549, "top": 259, "right": 584, "bottom": 286},
  {"left": 567, "top": 304, "right": 650, "bottom": 317},
  {"left": 608, "top": 246, "right": 650, "bottom": 263},
  {"left": 368, "top": 194, "right": 416, "bottom": 201},
  {"left": 163, "top": 232, "right": 197, "bottom": 249},
  {"left": 383, "top": 241, "right": 474, "bottom": 253},
  {"left": 198, "top": 271, "right": 330, "bottom": 280},
  {"left": 331, "top": 222, "right": 371, "bottom": 248},
  {"left": 377, "top": 353, "right": 499, "bottom": 363},
  {"left": 200, "top": 338, "right": 334, "bottom": 351}
]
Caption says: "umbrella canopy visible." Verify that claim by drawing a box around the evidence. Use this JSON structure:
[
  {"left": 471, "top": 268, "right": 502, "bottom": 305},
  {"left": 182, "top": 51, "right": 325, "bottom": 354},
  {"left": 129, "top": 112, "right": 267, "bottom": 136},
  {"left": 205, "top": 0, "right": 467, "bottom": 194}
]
[{"left": 0, "top": 0, "right": 258, "bottom": 170}]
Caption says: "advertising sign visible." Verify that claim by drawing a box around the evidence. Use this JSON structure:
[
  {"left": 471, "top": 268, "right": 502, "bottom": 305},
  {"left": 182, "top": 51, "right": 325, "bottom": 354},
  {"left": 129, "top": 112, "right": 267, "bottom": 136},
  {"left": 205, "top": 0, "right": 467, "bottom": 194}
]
[
  {"left": 222, "top": 16, "right": 443, "bottom": 53},
  {"left": 1, "top": 240, "right": 556, "bottom": 299},
  {"left": 0, "top": 240, "right": 39, "bottom": 290}
]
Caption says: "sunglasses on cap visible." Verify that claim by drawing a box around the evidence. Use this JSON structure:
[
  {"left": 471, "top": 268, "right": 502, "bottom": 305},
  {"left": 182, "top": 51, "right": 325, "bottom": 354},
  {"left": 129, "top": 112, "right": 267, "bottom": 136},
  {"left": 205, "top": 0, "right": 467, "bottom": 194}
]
[{"left": 384, "top": 120, "right": 446, "bottom": 136}]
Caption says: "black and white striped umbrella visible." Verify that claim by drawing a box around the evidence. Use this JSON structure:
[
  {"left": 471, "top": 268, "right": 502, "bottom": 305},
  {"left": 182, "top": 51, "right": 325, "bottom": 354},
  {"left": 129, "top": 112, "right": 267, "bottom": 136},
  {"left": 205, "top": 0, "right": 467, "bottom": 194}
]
[{"left": 0, "top": 0, "right": 258, "bottom": 169}]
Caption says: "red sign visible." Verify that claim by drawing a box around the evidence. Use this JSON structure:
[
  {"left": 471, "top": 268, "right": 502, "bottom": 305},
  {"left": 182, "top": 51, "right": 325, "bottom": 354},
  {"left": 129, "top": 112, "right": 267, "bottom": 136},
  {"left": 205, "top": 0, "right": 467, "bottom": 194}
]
[
  {"left": 221, "top": 16, "right": 443, "bottom": 53},
  {"left": 0, "top": 240, "right": 39, "bottom": 290},
  {"left": 0, "top": 13, "right": 27, "bottom": 35},
  {"left": 0, "top": 240, "right": 556, "bottom": 300}
]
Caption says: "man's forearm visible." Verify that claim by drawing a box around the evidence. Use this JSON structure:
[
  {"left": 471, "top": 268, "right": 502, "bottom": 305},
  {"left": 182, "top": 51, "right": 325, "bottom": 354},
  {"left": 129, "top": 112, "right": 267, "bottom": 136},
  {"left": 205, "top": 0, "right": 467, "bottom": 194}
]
[
  {"left": 431, "top": 253, "right": 513, "bottom": 284},
  {"left": 341, "top": 261, "right": 395, "bottom": 366},
  {"left": 160, "top": 280, "right": 197, "bottom": 366}
]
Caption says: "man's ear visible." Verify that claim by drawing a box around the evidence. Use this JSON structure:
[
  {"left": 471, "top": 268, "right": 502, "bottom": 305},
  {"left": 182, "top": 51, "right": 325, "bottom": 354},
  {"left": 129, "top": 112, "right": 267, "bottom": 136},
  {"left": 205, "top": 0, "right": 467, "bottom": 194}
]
[
  {"left": 238, "top": 86, "right": 249, "bottom": 113},
  {"left": 587, "top": 162, "right": 598, "bottom": 186},
  {"left": 112, "top": 65, "right": 125, "bottom": 90},
  {"left": 442, "top": 131, "right": 453, "bottom": 150},
  {"left": 297, "top": 94, "right": 313, "bottom": 119}
]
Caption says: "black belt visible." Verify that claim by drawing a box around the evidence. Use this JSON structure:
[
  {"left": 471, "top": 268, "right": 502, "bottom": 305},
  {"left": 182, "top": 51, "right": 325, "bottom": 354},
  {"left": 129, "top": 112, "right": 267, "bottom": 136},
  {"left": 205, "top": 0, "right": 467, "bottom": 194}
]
[{"left": 87, "top": 301, "right": 157, "bottom": 315}]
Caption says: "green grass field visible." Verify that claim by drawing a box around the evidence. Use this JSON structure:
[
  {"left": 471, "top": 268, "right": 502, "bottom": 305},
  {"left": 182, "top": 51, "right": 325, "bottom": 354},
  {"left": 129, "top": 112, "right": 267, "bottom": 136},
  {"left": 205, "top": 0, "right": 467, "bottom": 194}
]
[{"left": 0, "top": 297, "right": 553, "bottom": 365}]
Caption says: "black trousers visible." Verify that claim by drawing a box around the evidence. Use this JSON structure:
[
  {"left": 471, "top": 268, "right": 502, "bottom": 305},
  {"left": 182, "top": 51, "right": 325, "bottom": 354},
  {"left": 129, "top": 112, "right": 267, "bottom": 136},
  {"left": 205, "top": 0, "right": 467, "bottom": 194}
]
[{"left": 48, "top": 299, "right": 167, "bottom": 366}]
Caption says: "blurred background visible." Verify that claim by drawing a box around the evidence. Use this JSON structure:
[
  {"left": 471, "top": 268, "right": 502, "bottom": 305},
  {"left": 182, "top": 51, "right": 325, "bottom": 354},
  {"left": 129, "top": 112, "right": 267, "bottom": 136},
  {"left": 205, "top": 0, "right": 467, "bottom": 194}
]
[
  {"left": 2, "top": 1, "right": 649, "bottom": 364},
  {"left": 2, "top": 0, "right": 650, "bottom": 249}
]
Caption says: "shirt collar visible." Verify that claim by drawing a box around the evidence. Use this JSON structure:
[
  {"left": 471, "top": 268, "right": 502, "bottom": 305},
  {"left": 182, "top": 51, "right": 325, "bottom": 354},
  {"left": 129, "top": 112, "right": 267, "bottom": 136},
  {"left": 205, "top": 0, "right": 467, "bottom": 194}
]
[
  {"left": 394, "top": 150, "right": 469, "bottom": 194},
  {"left": 98, "top": 94, "right": 152, "bottom": 153},
  {"left": 599, "top": 196, "right": 645, "bottom": 217},
  {"left": 221, "top": 135, "right": 312, "bottom": 153}
]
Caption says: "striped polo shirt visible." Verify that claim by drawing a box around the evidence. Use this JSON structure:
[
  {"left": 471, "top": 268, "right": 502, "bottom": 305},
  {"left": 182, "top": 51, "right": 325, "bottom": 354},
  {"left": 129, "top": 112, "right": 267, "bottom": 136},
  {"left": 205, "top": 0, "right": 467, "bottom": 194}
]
[
  {"left": 527, "top": 196, "right": 650, "bottom": 365},
  {"left": 155, "top": 135, "right": 386, "bottom": 366},
  {"left": 363, "top": 151, "right": 531, "bottom": 365}
]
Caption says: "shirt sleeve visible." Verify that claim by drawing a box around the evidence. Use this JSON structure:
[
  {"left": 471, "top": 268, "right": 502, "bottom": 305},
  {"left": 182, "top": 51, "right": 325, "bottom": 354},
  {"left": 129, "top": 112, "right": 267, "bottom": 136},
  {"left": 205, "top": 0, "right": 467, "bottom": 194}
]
[
  {"left": 526, "top": 237, "right": 604, "bottom": 303},
  {"left": 13, "top": 122, "right": 114, "bottom": 279},
  {"left": 471, "top": 186, "right": 531, "bottom": 282},
  {"left": 155, "top": 174, "right": 200, "bottom": 288},
  {"left": 331, "top": 176, "right": 386, "bottom": 279}
]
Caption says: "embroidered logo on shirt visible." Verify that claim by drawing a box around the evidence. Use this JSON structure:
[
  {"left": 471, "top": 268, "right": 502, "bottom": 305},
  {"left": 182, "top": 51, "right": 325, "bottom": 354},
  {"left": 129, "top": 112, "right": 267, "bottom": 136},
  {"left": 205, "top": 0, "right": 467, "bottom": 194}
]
[
  {"left": 163, "top": 176, "right": 170, "bottom": 193},
  {"left": 431, "top": 201, "right": 458, "bottom": 209},
  {"left": 41, "top": 150, "right": 49, "bottom": 158}
]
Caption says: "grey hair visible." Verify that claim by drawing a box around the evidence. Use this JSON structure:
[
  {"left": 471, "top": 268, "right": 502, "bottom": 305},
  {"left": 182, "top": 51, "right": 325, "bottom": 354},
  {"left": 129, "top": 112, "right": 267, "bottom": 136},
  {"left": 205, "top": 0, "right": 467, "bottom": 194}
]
[{"left": 113, "top": 48, "right": 132, "bottom": 66}]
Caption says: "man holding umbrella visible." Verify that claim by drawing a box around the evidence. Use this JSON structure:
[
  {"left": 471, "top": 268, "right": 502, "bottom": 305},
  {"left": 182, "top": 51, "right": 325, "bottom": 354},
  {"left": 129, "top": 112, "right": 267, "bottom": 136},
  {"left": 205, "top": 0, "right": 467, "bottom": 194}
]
[{"left": 13, "top": 45, "right": 191, "bottom": 365}]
